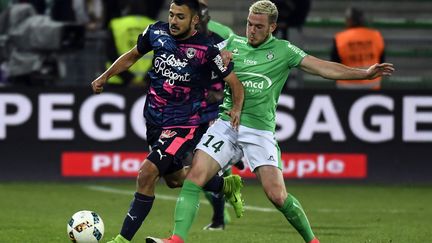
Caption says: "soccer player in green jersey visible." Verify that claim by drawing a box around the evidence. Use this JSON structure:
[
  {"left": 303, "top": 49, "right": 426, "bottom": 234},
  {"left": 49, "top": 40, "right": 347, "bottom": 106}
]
[{"left": 146, "top": 1, "right": 394, "bottom": 243}]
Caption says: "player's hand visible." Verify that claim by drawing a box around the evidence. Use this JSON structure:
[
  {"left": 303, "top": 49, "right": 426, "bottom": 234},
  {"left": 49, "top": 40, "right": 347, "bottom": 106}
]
[
  {"left": 91, "top": 76, "right": 107, "bottom": 94},
  {"left": 225, "top": 109, "right": 241, "bottom": 131},
  {"left": 221, "top": 50, "right": 233, "bottom": 67},
  {"left": 366, "top": 63, "right": 395, "bottom": 79}
]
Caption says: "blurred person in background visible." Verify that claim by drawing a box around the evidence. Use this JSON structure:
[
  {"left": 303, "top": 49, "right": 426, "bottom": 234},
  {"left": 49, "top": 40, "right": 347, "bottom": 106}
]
[
  {"left": 271, "top": 0, "right": 311, "bottom": 88},
  {"left": 91, "top": 0, "right": 245, "bottom": 242},
  {"left": 50, "top": 0, "right": 104, "bottom": 30},
  {"left": 103, "top": 0, "right": 123, "bottom": 28},
  {"left": 16, "top": 0, "right": 46, "bottom": 14},
  {"left": 105, "top": 0, "right": 156, "bottom": 87},
  {"left": 202, "top": 1, "right": 234, "bottom": 40},
  {"left": 146, "top": 0, "right": 166, "bottom": 20},
  {"left": 197, "top": 0, "right": 245, "bottom": 231},
  {"left": 0, "top": 0, "right": 10, "bottom": 13},
  {"left": 331, "top": 6, "right": 386, "bottom": 89},
  {"left": 272, "top": 0, "right": 311, "bottom": 40},
  {"left": 146, "top": 1, "right": 394, "bottom": 243},
  {"left": 0, "top": 0, "right": 10, "bottom": 85},
  {"left": 49, "top": 0, "right": 103, "bottom": 87},
  {"left": 103, "top": 0, "right": 166, "bottom": 30},
  {"left": 0, "top": 2, "right": 85, "bottom": 86}
]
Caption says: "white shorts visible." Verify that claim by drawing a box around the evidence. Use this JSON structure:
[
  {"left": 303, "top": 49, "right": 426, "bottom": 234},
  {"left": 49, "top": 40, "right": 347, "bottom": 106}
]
[{"left": 196, "top": 119, "right": 281, "bottom": 172}]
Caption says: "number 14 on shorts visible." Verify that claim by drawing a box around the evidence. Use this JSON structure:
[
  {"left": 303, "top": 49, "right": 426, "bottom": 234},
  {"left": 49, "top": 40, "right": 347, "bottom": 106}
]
[{"left": 202, "top": 135, "right": 224, "bottom": 153}]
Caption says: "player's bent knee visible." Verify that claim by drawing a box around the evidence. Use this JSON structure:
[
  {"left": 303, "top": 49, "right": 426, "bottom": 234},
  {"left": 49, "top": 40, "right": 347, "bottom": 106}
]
[
  {"left": 165, "top": 179, "right": 183, "bottom": 188},
  {"left": 164, "top": 169, "right": 187, "bottom": 188},
  {"left": 265, "top": 189, "right": 287, "bottom": 207},
  {"left": 185, "top": 150, "right": 221, "bottom": 186},
  {"left": 185, "top": 165, "right": 209, "bottom": 187},
  {"left": 270, "top": 195, "right": 286, "bottom": 208}
]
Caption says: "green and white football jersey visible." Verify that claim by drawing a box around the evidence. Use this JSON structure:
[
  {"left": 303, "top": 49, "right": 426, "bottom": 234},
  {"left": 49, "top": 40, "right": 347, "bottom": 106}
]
[{"left": 219, "top": 34, "right": 307, "bottom": 132}]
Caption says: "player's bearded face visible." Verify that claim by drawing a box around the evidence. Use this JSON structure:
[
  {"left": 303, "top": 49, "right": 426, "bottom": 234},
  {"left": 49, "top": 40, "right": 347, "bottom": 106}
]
[
  {"left": 169, "top": 4, "right": 198, "bottom": 39},
  {"left": 246, "top": 13, "right": 276, "bottom": 47}
]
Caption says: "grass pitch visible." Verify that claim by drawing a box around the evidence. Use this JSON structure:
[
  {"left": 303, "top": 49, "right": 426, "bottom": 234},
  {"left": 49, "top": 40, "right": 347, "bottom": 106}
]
[{"left": 0, "top": 181, "right": 430, "bottom": 243}]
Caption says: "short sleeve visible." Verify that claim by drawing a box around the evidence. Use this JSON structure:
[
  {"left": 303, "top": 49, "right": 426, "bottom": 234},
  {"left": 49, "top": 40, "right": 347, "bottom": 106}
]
[
  {"left": 137, "top": 25, "right": 152, "bottom": 55},
  {"left": 285, "top": 42, "right": 307, "bottom": 67}
]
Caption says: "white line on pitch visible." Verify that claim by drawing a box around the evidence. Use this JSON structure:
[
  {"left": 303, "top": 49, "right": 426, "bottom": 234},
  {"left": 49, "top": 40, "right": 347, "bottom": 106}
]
[
  {"left": 87, "top": 185, "right": 276, "bottom": 212},
  {"left": 87, "top": 185, "right": 405, "bottom": 214}
]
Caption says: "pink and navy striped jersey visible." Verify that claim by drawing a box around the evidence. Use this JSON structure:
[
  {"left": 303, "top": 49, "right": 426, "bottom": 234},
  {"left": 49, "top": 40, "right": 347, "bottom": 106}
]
[
  {"left": 199, "top": 32, "right": 227, "bottom": 124},
  {"left": 137, "top": 21, "right": 233, "bottom": 127}
]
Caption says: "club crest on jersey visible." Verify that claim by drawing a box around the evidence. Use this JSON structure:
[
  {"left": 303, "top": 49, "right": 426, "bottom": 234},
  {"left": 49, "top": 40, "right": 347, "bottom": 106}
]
[
  {"left": 186, "top": 48, "right": 196, "bottom": 59},
  {"left": 267, "top": 51, "right": 274, "bottom": 60}
]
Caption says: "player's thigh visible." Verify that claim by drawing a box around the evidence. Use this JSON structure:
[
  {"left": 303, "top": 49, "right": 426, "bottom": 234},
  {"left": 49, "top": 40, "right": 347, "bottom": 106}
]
[
  {"left": 238, "top": 126, "right": 281, "bottom": 172},
  {"left": 186, "top": 150, "right": 224, "bottom": 186},
  {"left": 195, "top": 119, "right": 243, "bottom": 172},
  {"left": 255, "top": 165, "right": 287, "bottom": 193},
  {"left": 255, "top": 165, "right": 287, "bottom": 206}
]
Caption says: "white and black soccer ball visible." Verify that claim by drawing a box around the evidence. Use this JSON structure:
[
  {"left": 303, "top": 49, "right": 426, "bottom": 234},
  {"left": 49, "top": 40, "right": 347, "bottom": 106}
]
[{"left": 67, "top": 210, "right": 104, "bottom": 243}]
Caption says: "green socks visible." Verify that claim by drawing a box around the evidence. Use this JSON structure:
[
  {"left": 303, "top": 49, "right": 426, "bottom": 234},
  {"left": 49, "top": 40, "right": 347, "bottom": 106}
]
[
  {"left": 173, "top": 180, "right": 203, "bottom": 240},
  {"left": 277, "top": 194, "right": 315, "bottom": 242},
  {"left": 173, "top": 182, "right": 315, "bottom": 242}
]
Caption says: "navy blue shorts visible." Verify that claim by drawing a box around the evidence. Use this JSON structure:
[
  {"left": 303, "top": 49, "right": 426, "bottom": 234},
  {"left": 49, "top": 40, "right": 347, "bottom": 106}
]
[{"left": 146, "top": 123, "right": 209, "bottom": 175}]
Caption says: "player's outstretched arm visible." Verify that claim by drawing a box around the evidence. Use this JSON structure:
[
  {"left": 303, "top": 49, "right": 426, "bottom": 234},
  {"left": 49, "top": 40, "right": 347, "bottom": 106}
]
[
  {"left": 223, "top": 72, "right": 244, "bottom": 130},
  {"left": 298, "top": 55, "right": 395, "bottom": 81},
  {"left": 91, "top": 46, "right": 143, "bottom": 94}
]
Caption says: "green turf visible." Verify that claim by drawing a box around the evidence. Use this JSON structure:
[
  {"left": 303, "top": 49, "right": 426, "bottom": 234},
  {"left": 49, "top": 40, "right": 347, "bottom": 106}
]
[{"left": 0, "top": 182, "right": 431, "bottom": 243}]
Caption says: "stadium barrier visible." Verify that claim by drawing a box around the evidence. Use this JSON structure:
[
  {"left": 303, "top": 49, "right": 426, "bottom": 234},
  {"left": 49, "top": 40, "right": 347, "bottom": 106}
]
[{"left": 1, "top": 87, "right": 432, "bottom": 183}]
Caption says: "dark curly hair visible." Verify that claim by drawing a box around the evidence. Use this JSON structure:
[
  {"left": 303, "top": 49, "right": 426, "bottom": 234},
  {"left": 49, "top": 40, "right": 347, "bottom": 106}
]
[{"left": 171, "top": 0, "right": 200, "bottom": 15}]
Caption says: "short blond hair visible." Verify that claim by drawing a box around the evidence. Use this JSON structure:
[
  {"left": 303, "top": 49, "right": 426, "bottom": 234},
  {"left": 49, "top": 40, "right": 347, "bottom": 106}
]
[{"left": 249, "top": 0, "right": 278, "bottom": 24}]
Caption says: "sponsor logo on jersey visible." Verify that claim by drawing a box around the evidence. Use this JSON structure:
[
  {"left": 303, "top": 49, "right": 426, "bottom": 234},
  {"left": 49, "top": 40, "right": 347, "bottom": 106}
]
[
  {"left": 154, "top": 29, "right": 169, "bottom": 36},
  {"left": 213, "top": 54, "right": 227, "bottom": 73},
  {"left": 237, "top": 72, "right": 272, "bottom": 93},
  {"left": 216, "top": 40, "right": 227, "bottom": 50},
  {"left": 287, "top": 43, "right": 306, "bottom": 57},
  {"left": 158, "top": 39, "right": 167, "bottom": 47},
  {"left": 232, "top": 48, "right": 239, "bottom": 55},
  {"left": 243, "top": 59, "right": 257, "bottom": 65},
  {"left": 233, "top": 38, "right": 247, "bottom": 44},
  {"left": 156, "top": 149, "right": 167, "bottom": 160},
  {"left": 241, "top": 80, "right": 265, "bottom": 90},
  {"left": 154, "top": 54, "right": 191, "bottom": 84}
]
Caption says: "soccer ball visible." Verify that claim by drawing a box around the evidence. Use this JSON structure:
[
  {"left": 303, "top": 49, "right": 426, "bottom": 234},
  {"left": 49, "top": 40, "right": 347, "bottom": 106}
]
[{"left": 67, "top": 210, "right": 104, "bottom": 243}]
